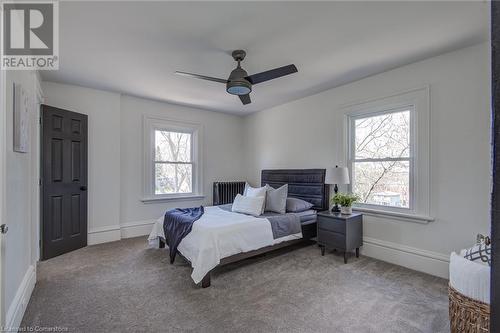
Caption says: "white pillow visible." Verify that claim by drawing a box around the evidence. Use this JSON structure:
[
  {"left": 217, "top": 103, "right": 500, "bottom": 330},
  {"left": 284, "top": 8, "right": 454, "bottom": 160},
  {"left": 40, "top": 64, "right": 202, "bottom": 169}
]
[
  {"left": 244, "top": 182, "right": 267, "bottom": 197},
  {"left": 243, "top": 183, "right": 267, "bottom": 213},
  {"left": 232, "top": 194, "right": 265, "bottom": 217}
]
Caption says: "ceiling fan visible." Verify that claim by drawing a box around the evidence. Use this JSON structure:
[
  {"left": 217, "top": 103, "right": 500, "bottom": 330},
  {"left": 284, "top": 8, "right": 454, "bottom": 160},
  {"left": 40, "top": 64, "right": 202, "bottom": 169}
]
[{"left": 175, "top": 50, "right": 298, "bottom": 105}]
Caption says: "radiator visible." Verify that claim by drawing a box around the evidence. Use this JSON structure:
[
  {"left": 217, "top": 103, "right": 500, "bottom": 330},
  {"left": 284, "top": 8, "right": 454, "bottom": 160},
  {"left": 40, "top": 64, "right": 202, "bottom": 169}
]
[{"left": 213, "top": 181, "right": 245, "bottom": 206}]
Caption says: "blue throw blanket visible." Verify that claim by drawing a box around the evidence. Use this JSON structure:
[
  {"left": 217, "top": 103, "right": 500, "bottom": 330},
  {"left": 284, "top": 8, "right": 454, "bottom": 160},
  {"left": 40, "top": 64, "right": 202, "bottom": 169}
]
[{"left": 163, "top": 206, "right": 204, "bottom": 264}]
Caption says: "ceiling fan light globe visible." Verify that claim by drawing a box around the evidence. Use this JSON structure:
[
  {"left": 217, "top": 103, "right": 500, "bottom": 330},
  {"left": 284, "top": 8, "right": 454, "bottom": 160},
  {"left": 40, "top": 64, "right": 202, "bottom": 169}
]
[{"left": 226, "top": 80, "right": 252, "bottom": 96}]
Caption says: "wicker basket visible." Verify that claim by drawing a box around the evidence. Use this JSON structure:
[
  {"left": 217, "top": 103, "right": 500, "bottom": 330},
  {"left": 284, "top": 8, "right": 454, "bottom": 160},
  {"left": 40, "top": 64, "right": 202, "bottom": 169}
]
[{"left": 449, "top": 285, "right": 490, "bottom": 332}]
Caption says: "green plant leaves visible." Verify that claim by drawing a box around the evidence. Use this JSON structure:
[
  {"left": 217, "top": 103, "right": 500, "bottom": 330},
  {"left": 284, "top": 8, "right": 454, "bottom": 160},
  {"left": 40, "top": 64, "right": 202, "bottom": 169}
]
[{"left": 331, "top": 192, "right": 360, "bottom": 207}]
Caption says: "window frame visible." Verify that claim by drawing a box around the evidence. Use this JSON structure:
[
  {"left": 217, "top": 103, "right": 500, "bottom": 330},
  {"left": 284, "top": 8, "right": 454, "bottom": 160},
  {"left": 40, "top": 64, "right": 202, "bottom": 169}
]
[
  {"left": 348, "top": 106, "right": 415, "bottom": 213},
  {"left": 342, "top": 86, "right": 431, "bottom": 222},
  {"left": 143, "top": 116, "right": 203, "bottom": 202}
]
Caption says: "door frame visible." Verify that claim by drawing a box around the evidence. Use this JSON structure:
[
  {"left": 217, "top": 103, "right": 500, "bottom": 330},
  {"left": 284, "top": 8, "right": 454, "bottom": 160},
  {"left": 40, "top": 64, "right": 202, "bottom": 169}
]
[
  {"left": 492, "top": 1, "right": 499, "bottom": 330},
  {"left": 31, "top": 73, "right": 43, "bottom": 263},
  {"left": 0, "top": 55, "right": 6, "bottom": 328}
]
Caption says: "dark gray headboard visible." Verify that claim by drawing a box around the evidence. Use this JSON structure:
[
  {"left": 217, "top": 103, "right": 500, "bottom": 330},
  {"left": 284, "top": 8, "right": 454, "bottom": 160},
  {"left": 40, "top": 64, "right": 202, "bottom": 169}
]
[{"left": 261, "top": 169, "right": 329, "bottom": 211}]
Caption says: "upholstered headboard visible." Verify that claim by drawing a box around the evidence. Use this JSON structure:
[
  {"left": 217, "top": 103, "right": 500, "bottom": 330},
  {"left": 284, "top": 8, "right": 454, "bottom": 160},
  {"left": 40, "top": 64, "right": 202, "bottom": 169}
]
[{"left": 261, "top": 169, "right": 329, "bottom": 211}]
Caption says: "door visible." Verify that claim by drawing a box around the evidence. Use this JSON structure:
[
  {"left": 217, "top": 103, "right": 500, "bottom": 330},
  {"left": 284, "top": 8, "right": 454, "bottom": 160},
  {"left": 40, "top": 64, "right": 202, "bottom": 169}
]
[{"left": 41, "top": 105, "right": 88, "bottom": 260}]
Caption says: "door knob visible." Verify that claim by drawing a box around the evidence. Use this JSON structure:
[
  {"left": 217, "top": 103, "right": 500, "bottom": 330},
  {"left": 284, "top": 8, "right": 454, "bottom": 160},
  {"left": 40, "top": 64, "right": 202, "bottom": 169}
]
[
  {"left": 80, "top": 186, "right": 87, "bottom": 191},
  {"left": 0, "top": 224, "right": 8, "bottom": 234}
]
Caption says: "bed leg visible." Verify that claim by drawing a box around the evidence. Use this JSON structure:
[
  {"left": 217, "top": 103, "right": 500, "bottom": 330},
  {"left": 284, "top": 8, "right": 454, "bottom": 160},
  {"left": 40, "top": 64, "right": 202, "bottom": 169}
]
[
  {"left": 201, "top": 273, "right": 211, "bottom": 288},
  {"left": 159, "top": 239, "right": 165, "bottom": 248}
]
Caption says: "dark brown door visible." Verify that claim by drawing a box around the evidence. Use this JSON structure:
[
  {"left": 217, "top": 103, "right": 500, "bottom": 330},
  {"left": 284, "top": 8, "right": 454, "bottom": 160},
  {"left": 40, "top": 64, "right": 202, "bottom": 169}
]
[{"left": 41, "top": 105, "right": 88, "bottom": 260}]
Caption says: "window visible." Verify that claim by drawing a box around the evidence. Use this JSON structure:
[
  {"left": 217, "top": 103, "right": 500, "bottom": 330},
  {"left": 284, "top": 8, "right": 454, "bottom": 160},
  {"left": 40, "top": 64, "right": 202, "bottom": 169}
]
[
  {"left": 143, "top": 116, "right": 202, "bottom": 201},
  {"left": 350, "top": 108, "right": 412, "bottom": 209},
  {"left": 344, "top": 87, "right": 431, "bottom": 221},
  {"left": 154, "top": 130, "right": 193, "bottom": 195}
]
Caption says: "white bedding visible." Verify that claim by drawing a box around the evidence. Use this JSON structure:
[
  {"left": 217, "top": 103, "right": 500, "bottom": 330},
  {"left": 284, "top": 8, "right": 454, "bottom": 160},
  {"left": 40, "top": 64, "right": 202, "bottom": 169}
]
[{"left": 148, "top": 206, "right": 302, "bottom": 283}]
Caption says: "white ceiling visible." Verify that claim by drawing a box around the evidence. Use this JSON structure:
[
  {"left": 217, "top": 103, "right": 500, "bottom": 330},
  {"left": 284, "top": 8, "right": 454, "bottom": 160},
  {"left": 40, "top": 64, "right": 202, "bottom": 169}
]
[{"left": 42, "top": 1, "right": 489, "bottom": 115}]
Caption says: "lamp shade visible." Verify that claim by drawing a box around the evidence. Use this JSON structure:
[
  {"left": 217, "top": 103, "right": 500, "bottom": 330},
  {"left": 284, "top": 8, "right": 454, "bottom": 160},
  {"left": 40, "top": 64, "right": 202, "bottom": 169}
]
[{"left": 325, "top": 167, "right": 350, "bottom": 185}]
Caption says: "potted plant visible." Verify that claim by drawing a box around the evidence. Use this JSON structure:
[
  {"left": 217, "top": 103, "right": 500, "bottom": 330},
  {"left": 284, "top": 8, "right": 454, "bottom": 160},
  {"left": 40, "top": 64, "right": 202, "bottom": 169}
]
[{"left": 331, "top": 193, "right": 360, "bottom": 214}]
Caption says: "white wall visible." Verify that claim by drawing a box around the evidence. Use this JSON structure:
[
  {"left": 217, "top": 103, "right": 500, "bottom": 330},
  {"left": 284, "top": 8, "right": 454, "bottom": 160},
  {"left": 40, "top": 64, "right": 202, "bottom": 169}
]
[
  {"left": 41, "top": 82, "right": 122, "bottom": 245},
  {"left": 41, "top": 84, "right": 246, "bottom": 242},
  {"left": 4, "top": 70, "right": 41, "bottom": 328},
  {"left": 119, "top": 95, "right": 245, "bottom": 237},
  {"left": 243, "top": 43, "right": 491, "bottom": 278},
  {"left": 40, "top": 43, "right": 491, "bottom": 279}
]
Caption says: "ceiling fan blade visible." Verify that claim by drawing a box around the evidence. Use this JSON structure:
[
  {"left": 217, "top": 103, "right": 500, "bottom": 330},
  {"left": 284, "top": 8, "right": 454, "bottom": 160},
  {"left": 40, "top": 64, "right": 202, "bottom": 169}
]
[
  {"left": 175, "top": 71, "right": 228, "bottom": 84},
  {"left": 239, "top": 94, "right": 251, "bottom": 105},
  {"left": 245, "top": 64, "right": 298, "bottom": 85}
]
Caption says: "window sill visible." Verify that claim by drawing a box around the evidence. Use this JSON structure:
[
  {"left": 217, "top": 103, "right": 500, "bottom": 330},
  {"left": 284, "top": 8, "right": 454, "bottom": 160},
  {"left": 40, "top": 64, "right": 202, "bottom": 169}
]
[
  {"left": 353, "top": 207, "right": 434, "bottom": 224},
  {"left": 141, "top": 194, "right": 205, "bottom": 204}
]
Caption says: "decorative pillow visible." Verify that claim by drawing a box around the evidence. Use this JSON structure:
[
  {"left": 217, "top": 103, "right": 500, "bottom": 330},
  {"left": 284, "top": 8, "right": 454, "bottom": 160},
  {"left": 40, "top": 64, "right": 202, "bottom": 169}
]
[
  {"left": 265, "top": 184, "right": 288, "bottom": 214},
  {"left": 243, "top": 183, "right": 267, "bottom": 213},
  {"left": 232, "top": 194, "right": 265, "bottom": 217},
  {"left": 461, "top": 243, "right": 491, "bottom": 266},
  {"left": 286, "top": 197, "right": 314, "bottom": 213},
  {"left": 244, "top": 183, "right": 267, "bottom": 197}
]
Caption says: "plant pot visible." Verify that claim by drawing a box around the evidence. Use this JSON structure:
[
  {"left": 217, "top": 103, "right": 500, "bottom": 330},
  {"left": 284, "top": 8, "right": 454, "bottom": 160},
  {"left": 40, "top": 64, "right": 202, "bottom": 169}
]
[{"left": 340, "top": 206, "right": 352, "bottom": 215}]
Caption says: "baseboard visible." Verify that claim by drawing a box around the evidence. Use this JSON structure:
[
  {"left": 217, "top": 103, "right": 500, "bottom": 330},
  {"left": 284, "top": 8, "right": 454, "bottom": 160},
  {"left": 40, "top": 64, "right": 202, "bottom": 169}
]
[
  {"left": 88, "top": 225, "right": 121, "bottom": 245},
  {"left": 361, "top": 237, "right": 450, "bottom": 279},
  {"left": 120, "top": 220, "right": 155, "bottom": 239},
  {"left": 5, "top": 264, "right": 36, "bottom": 331},
  {"left": 87, "top": 220, "right": 156, "bottom": 245}
]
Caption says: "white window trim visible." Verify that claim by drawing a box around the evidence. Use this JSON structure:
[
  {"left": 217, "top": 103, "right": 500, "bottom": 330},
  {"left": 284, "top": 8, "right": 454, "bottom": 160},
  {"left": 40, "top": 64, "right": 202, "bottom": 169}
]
[
  {"left": 342, "top": 86, "right": 432, "bottom": 223},
  {"left": 142, "top": 115, "right": 204, "bottom": 203}
]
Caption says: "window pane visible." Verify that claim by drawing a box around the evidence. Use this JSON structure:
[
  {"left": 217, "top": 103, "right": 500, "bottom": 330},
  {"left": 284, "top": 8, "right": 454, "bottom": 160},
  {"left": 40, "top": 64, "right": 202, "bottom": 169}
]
[
  {"left": 355, "top": 110, "right": 410, "bottom": 159},
  {"left": 353, "top": 161, "right": 410, "bottom": 208},
  {"left": 155, "top": 163, "right": 192, "bottom": 194},
  {"left": 155, "top": 130, "right": 191, "bottom": 162}
]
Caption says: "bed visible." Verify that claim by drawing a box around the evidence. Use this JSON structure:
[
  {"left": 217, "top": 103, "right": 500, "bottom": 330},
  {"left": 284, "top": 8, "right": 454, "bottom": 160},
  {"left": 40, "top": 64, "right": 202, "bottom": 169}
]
[{"left": 148, "top": 169, "right": 329, "bottom": 287}]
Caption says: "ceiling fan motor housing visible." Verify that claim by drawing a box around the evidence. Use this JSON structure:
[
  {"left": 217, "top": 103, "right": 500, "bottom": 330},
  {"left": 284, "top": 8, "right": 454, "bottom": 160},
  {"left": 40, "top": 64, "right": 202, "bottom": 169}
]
[{"left": 227, "top": 67, "right": 252, "bottom": 95}]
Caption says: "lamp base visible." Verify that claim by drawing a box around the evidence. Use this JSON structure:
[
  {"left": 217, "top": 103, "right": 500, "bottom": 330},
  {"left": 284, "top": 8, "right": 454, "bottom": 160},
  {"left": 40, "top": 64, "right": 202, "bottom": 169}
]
[
  {"left": 331, "top": 183, "right": 340, "bottom": 213},
  {"left": 331, "top": 204, "right": 340, "bottom": 213}
]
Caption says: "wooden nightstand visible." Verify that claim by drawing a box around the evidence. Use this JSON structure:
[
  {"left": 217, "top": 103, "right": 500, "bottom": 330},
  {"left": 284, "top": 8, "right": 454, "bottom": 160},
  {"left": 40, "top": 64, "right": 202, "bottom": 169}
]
[{"left": 317, "top": 211, "right": 363, "bottom": 263}]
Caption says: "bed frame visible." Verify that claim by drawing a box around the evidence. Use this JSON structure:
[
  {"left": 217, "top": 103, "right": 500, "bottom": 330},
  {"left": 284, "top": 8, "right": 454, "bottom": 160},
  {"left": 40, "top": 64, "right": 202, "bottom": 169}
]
[{"left": 160, "top": 169, "right": 329, "bottom": 288}]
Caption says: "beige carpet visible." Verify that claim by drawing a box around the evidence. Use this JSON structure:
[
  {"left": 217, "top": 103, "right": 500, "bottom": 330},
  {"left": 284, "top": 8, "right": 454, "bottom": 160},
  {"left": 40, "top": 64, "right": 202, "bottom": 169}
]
[{"left": 21, "top": 237, "right": 449, "bottom": 332}]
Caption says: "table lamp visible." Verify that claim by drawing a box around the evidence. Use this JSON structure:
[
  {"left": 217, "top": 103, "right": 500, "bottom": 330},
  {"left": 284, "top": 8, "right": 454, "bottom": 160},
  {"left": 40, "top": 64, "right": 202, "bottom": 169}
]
[{"left": 325, "top": 166, "right": 350, "bottom": 213}]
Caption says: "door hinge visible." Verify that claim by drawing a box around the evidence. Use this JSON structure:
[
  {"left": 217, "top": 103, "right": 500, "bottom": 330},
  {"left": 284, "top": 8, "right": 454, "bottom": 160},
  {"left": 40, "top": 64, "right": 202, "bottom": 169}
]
[
  {"left": 39, "top": 117, "right": 41, "bottom": 125},
  {"left": 39, "top": 178, "right": 42, "bottom": 186}
]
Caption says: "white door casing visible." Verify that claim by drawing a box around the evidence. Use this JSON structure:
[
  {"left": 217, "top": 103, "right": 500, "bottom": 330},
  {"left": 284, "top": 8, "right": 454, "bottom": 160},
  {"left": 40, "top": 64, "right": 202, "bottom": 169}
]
[
  {"left": 0, "top": 56, "right": 7, "bottom": 327},
  {"left": 31, "top": 73, "right": 42, "bottom": 263}
]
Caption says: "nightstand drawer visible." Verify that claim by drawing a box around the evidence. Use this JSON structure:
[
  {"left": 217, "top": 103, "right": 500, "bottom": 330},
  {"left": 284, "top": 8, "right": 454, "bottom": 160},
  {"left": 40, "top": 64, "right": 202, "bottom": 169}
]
[
  {"left": 317, "top": 229, "right": 346, "bottom": 249},
  {"left": 317, "top": 215, "right": 345, "bottom": 234}
]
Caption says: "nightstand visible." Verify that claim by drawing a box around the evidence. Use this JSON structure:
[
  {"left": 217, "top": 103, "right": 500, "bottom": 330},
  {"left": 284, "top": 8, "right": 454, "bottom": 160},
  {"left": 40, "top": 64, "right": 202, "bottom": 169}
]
[{"left": 317, "top": 211, "right": 363, "bottom": 263}]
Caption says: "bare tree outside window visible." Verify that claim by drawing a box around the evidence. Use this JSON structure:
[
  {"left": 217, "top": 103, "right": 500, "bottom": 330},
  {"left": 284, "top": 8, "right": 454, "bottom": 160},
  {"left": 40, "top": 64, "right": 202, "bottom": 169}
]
[
  {"left": 351, "top": 110, "right": 411, "bottom": 208},
  {"left": 154, "top": 130, "right": 193, "bottom": 194}
]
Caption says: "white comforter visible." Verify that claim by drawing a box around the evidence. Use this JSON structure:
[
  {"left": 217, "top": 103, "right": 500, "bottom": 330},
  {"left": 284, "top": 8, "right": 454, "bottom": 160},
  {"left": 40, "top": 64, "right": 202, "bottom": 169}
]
[{"left": 148, "top": 206, "right": 301, "bottom": 283}]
